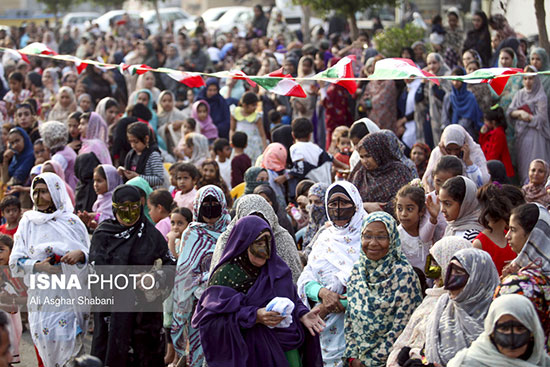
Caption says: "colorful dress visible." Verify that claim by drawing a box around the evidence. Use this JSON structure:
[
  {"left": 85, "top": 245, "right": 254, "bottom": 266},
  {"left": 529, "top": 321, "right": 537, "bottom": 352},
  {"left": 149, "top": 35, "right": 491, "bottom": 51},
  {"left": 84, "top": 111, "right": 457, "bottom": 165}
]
[{"left": 232, "top": 106, "right": 263, "bottom": 163}]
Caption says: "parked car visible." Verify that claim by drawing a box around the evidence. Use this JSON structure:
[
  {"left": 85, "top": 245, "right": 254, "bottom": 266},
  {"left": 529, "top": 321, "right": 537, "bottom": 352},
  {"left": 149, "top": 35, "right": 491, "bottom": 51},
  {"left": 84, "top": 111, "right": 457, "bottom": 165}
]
[
  {"left": 174, "top": 6, "right": 231, "bottom": 34},
  {"left": 94, "top": 10, "right": 140, "bottom": 33},
  {"left": 207, "top": 6, "right": 254, "bottom": 36},
  {"left": 273, "top": 0, "right": 324, "bottom": 33},
  {"left": 62, "top": 12, "right": 100, "bottom": 33},
  {"left": 142, "top": 7, "right": 195, "bottom": 34}
]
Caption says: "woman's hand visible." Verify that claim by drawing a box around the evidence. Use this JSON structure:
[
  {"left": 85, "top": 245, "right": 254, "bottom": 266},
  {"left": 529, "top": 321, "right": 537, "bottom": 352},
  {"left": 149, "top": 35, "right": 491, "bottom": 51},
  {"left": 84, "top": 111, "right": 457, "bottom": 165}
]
[
  {"left": 312, "top": 304, "right": 330, "bottom": 320},
  {"left": 6, "top": 185, "right": 27, "bottom": 195},
  {"left": 438, "top": 142, "right": 448, "bottom": 155},
  {"left": 256, "top": 307, "right": 285, "bottom": 327},
  {"left": 123, "top": 170, "right": 138, "bottom": 180},
  {"left": 3, "top": 150, "right": 14, "bottom": 164},
  {"left": 425, "top": 195, "right": 440, "bottom": 224},
  {"left": 60, "top": 250, "right": 85, "bottom": 265},
  {"left": 172, "top": 120, "right": 184, "bottom": 131},
  {"left": 34, "top": 258, "right": 61, "bottom": 274},
  {"left": 300, "top": 308, "right": 326, "bottom": 336},
  {"left": 461, "top": 142, "right": 473, "bottom": 166},
  {"left": 350, "top": 359, "right": 365, "bottom": 367},
  {"left": 318, "top": 288, "right": 346, "bottom": 313},
  {"left": 502, "top": 261, "right": 520, "bottom": 278}
]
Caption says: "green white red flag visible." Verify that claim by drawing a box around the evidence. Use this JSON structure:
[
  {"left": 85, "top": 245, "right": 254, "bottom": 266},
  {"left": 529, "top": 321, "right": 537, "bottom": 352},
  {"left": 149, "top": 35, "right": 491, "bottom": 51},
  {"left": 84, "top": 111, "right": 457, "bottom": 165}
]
[
  {"left": 370, "top": 58, "right": 439, "bottom": 85},
  {"left": 250, "top": 68, "right": 306, "bottom": 98},
  {"left": 314, "top": 55, "right": 357, "bottom": 95}
]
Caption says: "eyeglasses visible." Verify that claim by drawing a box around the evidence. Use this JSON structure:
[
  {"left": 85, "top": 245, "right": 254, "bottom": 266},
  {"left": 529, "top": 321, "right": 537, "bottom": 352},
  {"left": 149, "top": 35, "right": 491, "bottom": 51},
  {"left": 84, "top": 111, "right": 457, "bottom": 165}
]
[{"left": 363, "top": 235, "right": 390, "bottom": 242}]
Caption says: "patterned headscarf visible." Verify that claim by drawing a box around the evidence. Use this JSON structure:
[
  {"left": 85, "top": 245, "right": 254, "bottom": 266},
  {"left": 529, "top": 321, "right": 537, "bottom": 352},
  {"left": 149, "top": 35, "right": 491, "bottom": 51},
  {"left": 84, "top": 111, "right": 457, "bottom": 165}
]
[
  {"left": 243, "top": 167, "right": 267, "bottom": 195},
  {"left": 426, "top": 248, "right": 500, "bottom": 366},
  {"left": 522, "top": 159, "right": 550, "bottom": 207},
  {"left": 344, "top": 211, "right": 422, "bottom": 365},
  {"left": 303, "top": 183, "right": 328, "bottom": 247},
  {"left": 380, "top": 129, "right": 418, "bottom": 177}
]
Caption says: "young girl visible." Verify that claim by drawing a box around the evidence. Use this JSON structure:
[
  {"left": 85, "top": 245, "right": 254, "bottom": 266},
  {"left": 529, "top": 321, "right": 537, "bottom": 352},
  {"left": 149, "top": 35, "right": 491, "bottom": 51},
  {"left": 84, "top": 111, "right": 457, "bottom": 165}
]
[
  {"left": 119, "top": 121, "right": 165, "bottom": 188},
  {"left": 92, "top": 164, "right": 123, "bottom": 225},
  {"left": 1, "top": 127, "right": 35, "bottom": 186},
  {"left": 67, "top": 111, "right": 82, "bottom": 152},
  {"left": 178, "top": 132, "right": 210, "bottom": 167},
  {"left": 410, "top": 143, "right": 431, "bottom": 179},
  {"left": 167, "top": 207, "right": 192, "bottom": 258},
  {"left": 479, "top": 106, "right": 514, "bottom": 178},
  {"left": 158, "top": 91, "right": 187, "bottom": 154},
  {"left": 148, "top": 188, "right": 175, "bottom": 240},
  {"left": 48, "top": 86, "right": 77, "bottom": 123},
  {"left": 260, "top": 142, "right": 287, "bottom": 205},
  {"left": 183, "top": 118, "right": 199, "bottom": 136},
  {"left": 229, "top": 92, "right": 266, "bottom": 163},
  {"left": 439, "top": 175, "right": 484, "bottom": 240},
  {"left": 522, "top": 159, "right": 550, "bottom": 207},
  {"left": 473, "top": 183, "right": 525, "bottom": 274},
  {"left": 3, "top": 72, "right": 31, "bottom": 121},
  {"left": 196, "top": 159, "right": 233, "bottom": 208},
  {"left": 95, "top": 97, "right": 120, "bottom": 127},
  {"left": 191, "top": 100, "right": 218, "bottom": 141},
  {"left": 14, "top": 101, "right": 40, "bottom": 142},
  {"left": 174, "top": 163, "right": 200, "bottom": 210},
  {"left": 33, "top": 139, "right": 50, "bottom": 165},
  {"left": 395, "top": 184, "right": 432, "bottom": 272}
]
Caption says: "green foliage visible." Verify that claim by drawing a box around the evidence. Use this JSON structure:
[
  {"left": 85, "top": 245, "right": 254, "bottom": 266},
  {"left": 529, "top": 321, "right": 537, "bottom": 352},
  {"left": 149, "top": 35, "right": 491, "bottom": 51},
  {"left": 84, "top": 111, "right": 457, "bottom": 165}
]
[
  {"left": 373, "top": 23, "right": 425, "bottom": 58},
  {"left": 298, "top": 0, "right": 397, "bottom": 17},
  {"left": 37, "top": 0, "right": 75, "bottom": 16}
]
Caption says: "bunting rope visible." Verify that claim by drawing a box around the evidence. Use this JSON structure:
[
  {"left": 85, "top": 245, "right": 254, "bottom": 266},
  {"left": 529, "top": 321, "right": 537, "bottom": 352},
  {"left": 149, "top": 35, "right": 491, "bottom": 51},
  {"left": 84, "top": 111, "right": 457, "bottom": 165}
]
[{"left": 1, "top": 43, "right": 549, "bottom": 98}]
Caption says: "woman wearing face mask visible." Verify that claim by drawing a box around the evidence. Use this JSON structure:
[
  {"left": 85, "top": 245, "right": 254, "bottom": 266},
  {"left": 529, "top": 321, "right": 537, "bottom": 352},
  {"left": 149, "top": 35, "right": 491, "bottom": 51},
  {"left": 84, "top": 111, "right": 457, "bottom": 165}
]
[
  {"left": 425, "top": 248, "right": 500, "bottom": 366},
  {"left": 9, "top": 173, "right": 90, "bottom": 367},
  {"left": 192, "top": 215, "right": 324, "bottom": 367},
  {"left": 253, "top": 184, "right": 295, "bottom": 239},
  {"left": 448, "top": 294, "right": 550, "bottom": 367},
  {"left": 297, "top": 181, "right": 367, "bottom": 367},
  {"left": 504, "top": 203, "right": 550, "bottom": 276},
  {"left": 387, "top": 236, "right": 472, "bottom": 367},
  {"left": 301, "top": 183, "right": 328, "bottom": 252},
  {"left": 210, "top": 194, "right": 302, "bottom": 284},
  {"left": 171, "top": 185, "right": 231, "bottom": 367},
  {"left": 344, "top": 212, "right": 422, "bottom": 367},
  {"left": 89, "top": 185, "right": 176, "bottom": 367}
]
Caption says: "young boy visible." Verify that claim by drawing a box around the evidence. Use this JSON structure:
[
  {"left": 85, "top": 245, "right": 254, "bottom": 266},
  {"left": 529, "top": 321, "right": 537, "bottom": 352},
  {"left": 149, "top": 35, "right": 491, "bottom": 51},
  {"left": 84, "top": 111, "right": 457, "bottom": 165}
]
[
  {"left": 268, "top": 110, "right": 282, "bottom": 132},
  {"left": 334, "top": 129, "right": 352, "bottom": 180},
  {"left": 168, "top": 162, "right": 182, "bottom": 198},
  {"left": 230, "top": 131, "right": 251, "bottom": 188},
  {"left": 0, "top": 196, "right": 21, "bottom": 237},
  {"left": 148, "top": 189, "right": 174, "bottom": 240},
  {"left": 173, "top": 163, "right": 200, "bottom": 210},
  {"left": 213, "top": 138, "right": 232, "bottom": 190}
]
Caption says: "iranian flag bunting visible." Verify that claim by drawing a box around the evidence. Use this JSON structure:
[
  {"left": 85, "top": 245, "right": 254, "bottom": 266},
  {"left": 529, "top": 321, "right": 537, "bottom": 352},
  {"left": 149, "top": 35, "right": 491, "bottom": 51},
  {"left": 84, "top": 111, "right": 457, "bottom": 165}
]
[
  {"left": 461, "top": 67, "right": 523, "bottom": 96},
  {"left": 370, "top": 58, "right": 439, "bottom": 85},
  {"left": 314, "top": 55, "right": 357, "bottom": 95},
  {"left": 19, "top": 42, "right": 57, "bottom": 56},
  {"left": 250, "top": 68, "right": 306, "bottom": 98},
  {"left": 162, "top": 69, "right": 205, "bottom": 88}
]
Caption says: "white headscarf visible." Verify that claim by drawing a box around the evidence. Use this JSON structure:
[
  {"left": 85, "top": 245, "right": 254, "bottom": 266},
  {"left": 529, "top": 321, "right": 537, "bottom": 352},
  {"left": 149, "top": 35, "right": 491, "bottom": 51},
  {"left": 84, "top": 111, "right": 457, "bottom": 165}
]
[
  {"left": 422, "top": 124, "right": 490, "bottom": 190},
  {"left": 513, "top": 204, "right": 550, "bottom": 275},
  {"left": 444, "top": 176, "right": 484, "bottom": 236},
  {"left": 349, "top": 118, "right": 381, "bottom": 170},
  {"left": 448, "top": 294, "right": 550, "bottom": 367}
]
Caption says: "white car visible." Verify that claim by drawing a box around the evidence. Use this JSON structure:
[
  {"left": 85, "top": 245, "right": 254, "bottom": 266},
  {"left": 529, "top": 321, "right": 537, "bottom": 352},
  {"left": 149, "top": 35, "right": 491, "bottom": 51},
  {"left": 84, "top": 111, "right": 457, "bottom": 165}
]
[
  {"left": 207, "top": 6, "right": 254, "bottom": 36},
  {"left": 62, "top": 12, "right": 100, "bottom": 33},
  {"left": 173, "top": 6, "right": 232, "bottom": 34},
  {"left": 94, "top": 10, "right": 141, "bottom": 33},
  {"left": 142, "top": 7, "right": 195, "bottom": 34}
]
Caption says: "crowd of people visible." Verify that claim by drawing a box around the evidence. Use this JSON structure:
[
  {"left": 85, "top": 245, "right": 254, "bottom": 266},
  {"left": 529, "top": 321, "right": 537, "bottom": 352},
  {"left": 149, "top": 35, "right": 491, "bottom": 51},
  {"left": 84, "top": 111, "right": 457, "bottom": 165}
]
[{"left": 0, "top": 3, "right": 550, "bottom": 367}]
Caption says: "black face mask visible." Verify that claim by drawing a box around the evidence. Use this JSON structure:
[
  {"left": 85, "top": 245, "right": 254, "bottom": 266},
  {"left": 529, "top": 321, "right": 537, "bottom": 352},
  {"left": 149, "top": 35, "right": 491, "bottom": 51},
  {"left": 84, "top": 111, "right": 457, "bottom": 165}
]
[
  {"left": 492, "top": 320, "right": 532, "bottom": 350},
  {"left": 198, "top": 195, "right": 222, "bottom": 220},
  {"left": 327, "top": 197, "right": 355, "bottom": 223},
  {"left": 444, "top": 262, "right": 469, "bottom": 291}
]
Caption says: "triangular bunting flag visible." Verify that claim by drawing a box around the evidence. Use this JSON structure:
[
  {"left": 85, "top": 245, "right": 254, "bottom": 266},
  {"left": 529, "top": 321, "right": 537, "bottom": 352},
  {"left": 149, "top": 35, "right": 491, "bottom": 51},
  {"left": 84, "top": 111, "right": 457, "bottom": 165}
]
[
  {"left": 127, "top": 64, "right": 153, "bottom": 75},
  {"left": 19, "top": 42, "right": 57, "bottom": 56},
  {"left": 314, "top": 55, "right": 357, "bottom": 95},
  {"left": 461, "top": 67, "right": 523, "bottom": 96},
  {"left": 369, "top": 58, "right": 439, "bottom": 85},
  {"left": 250, "top": 67, "right": 306, "bottom": 98},
  {"left": 162, "top": 69, "right": 205, "bottom": 88}
]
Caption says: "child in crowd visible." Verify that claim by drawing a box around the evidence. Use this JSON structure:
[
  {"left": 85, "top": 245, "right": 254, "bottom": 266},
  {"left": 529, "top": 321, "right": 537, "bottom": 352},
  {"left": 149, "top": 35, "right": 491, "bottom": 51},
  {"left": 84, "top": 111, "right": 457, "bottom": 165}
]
[
  {"left": 268, "top": 109, "right": 282, "bottom": 132},
  {"left": 213, "top": 138, "right": 232, "bottom": 189},
  {"left": 439, "top": 175, "right": 484, "bottom": 240},
  {"left": 230, "top": 131, "right": 251, "bottom": 188},
  {"left": 479, "top": 106, "right": 514, "bottom": 178},
  {"left": 191, "top": 100, "right": 218, "bottom": 141},
  {"left": 395, "top": 184, "right": 432, "bottom": 273},
  {"left": 229, "top": 91, "right": 266, "bottom": 163},
  {"left": 168, "top": 162, "right": 182, "bottom": 197},
  {"left": 3, "top": 72, "right": 31, "bottom": 121},
  {"left": 333, "top": 128, "right": 352, "bottom": 180},
  {"left": 183, "top": 117, "right": 198, "bottom": 136},
  {"left": 67, "top": 111, "right": 82, "bottom": 152},
  {"left": 148, "top": 188, "right": 175, "bottom": 240},
  {"left": 167, "top": 207, "right": 192, "bottom": 259},
  {"left": 473, "top": 183, "right": 525, "bottom": 275},
  {"left": 0, "top": 196, "right": 21, "bottom": 237},
  {"left": 33, "top": 139, "right": 50, "bottom": 165},
  {"left": 119, "top": 121, "right": 165, "bottom": 189},
  {"left": 410, "top": 143, "right": 431, "bottom": 179},
  {"left": 328, "top": 126, "right": 349, "bottom": 156},
  {"left": 261, "top": 143, "right": 288, "bottom": 205},
  {"left": 178, "top": 132, "right": 210, "bottom": 167},
  {"left": 522, "top": 159, "right": 550, "bottom": 207},
  {"left": 197, "top": 159, "right": 233, "bottom": 208},
  {"left": 173, "top": 163, "right": 200, "bottom": 210}
]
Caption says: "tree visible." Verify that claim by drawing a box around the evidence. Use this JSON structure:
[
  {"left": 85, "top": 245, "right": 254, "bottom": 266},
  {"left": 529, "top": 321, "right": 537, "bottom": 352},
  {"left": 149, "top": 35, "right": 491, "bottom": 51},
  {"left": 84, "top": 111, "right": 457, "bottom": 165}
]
[
  {"left": 534, "top": 0, "right": 550, "bottom": 55},
  {"left": 298, "top": 0, "right": 398, "bottom": 40},
  {"left": 37, "top": 0, "right": 77, "bottom": 23},
  {"left": 373, "top": 23, "right": 424, "bottom": 57}
]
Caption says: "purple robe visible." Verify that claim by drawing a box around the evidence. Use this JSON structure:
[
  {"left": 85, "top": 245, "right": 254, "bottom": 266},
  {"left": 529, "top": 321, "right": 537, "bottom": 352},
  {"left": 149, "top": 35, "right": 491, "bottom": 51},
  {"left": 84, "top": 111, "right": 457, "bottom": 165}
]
[{"left": 191, "top": 216, "right": 322, "bottom": 367}]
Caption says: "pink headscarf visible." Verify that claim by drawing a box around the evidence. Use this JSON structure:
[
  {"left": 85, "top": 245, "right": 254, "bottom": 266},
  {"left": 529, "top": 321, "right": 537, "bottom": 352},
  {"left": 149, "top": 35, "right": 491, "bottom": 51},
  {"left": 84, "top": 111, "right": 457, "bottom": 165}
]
[
  {"left": 191, "top": 100, "right": 218, "bottom": 140},
  {"left": 80, "top": 112, "right": 112, "bottom": 165},
  {"left": 262, "top": 143, "right": 287, "bottom": 172},
  {"left": 42, "top": 159, "right": 76, "bottom": 206},
  {"left": 92, "top": 164, "right": 123, "bottom": 223},
  {"left": 85, "top": 112, "right": 109, "bottom": 143}
]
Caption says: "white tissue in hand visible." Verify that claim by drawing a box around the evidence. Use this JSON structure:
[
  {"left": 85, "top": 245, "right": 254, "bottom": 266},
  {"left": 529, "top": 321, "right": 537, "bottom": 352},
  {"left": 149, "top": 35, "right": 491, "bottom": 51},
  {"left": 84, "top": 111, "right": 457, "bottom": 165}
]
[{"left": 265, "top": 297, "right": 295, "bottom": 329}]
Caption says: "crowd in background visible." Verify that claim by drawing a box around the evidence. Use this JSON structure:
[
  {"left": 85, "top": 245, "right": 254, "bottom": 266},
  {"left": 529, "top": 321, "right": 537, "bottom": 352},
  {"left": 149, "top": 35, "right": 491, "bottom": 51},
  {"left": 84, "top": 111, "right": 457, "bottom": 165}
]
[{"left": 0, "top": 3, "right": 550, "bottom": 367}]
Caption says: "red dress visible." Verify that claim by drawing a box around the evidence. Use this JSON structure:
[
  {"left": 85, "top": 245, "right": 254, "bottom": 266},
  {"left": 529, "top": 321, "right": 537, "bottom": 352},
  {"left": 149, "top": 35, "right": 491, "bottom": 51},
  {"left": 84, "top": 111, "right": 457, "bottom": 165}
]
[
  {"left": 479, "top": 126, "right": 514, "bottom": 177},
  {"left": 476, "top": 232, "right": 516, "bottom": 275}
]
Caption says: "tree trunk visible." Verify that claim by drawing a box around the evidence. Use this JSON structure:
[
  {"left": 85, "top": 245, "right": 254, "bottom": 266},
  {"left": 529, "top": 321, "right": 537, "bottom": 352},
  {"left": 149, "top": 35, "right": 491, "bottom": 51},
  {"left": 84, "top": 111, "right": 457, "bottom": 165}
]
[
  {"left": 348, "top": 12, "right": 358, "bottom": 40},
  {"left": 301, "top": 4, "right": 311, "bottom": 44},
  {"left": 535, "top": 0, "right": 550, "bottom": 55},
  {"left": 153, "top": 0, "right": 163, "bottom": 33}
]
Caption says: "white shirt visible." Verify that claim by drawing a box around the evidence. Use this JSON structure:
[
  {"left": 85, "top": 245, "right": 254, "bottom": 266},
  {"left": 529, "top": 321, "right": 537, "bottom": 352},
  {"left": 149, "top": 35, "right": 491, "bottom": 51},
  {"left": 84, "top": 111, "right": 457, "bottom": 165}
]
[
  {"left": 398, "top": 224, "right": 432, "bottom": 272},
  {"left": 217, "top": 157, "right": 232, "bottom": 190}
]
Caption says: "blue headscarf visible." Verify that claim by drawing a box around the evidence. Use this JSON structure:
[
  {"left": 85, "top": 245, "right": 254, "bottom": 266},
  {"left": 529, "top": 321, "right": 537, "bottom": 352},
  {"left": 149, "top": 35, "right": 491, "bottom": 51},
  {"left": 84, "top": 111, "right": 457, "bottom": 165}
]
[
  {"left": 8, "top": 127, "right": 35, "bottom": 183},
  {"left": 450, "top": 82, "right": 483, "bottom": 129},
  {"left": 195, "top": 78, "right": 231, "bottom": 139},
  {"left": 132, "top": 89, "right": 166, "bottom": 150}
]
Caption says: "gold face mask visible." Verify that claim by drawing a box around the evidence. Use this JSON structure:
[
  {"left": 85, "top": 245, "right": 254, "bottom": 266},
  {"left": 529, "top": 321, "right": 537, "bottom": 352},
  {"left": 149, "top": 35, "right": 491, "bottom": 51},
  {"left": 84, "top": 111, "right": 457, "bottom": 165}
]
[
  {"left": 248, "top": 232, "right": 271, "bottom": 260},
  {"left": 113, "top": 201, "right": 141, "bottom": 224}
]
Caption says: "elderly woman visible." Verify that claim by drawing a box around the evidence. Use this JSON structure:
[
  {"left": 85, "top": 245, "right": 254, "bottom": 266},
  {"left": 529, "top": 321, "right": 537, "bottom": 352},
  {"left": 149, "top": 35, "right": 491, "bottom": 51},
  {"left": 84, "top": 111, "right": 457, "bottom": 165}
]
[
  {"left": 39, "top": 120, "right": 78, "bottom": 190},
  {"left": 349, "top": 131, "right": 415, "bottom": 215},
  {"left": 422, "top": 124, "right": 490, "bottom": 191},
  {"left": 9, "top": 173, "right": 90, "bottom": 367},
  {"left": 425, "top": 248, "right": 500, "bottom": 366},
  {"left": 448, "top": 294, "right": 550, "bottom": 366},
  {"left": 210, "top": 194, "right": 302, "bottom": 283},
  {"left": 387, "top": 236, "right": 472, "bottom": 367},
  {"left": 344, "top": 211, "right": 422, "bottom": 366},
  {"left": 192, "top": 216, "right": 324, "bottom": 367},
  {"left": 297, "top": 181, "right": 366, "bottom": 366}
]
